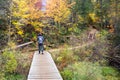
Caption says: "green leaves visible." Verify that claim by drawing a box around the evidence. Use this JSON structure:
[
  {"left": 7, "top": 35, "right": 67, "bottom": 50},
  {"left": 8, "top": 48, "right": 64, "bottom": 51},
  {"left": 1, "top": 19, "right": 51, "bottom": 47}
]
[
  {"left": 61, "top": 62, "right": 120, "bottom": 80},
  {"left": 62, "top": 62, "right": 103, "bottom": 80},
  {"left": 2, "top": 51, "right": 17, "bottom": 73}
]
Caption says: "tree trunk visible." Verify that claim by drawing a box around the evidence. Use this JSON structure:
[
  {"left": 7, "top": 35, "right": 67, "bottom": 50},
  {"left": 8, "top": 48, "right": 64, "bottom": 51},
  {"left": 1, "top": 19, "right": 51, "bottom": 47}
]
[
  {"left": 100, "top": 0, "right": 103, "bottom": 28},
  {"left": 115, "top": 0, "right": 119, "bottom": 34}
]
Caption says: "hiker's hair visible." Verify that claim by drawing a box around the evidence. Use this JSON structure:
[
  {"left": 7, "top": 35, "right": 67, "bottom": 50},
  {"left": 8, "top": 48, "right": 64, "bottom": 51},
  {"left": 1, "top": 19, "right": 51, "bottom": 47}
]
[{"left": 38, "top": 33, "right": 42, "bottom": 36}]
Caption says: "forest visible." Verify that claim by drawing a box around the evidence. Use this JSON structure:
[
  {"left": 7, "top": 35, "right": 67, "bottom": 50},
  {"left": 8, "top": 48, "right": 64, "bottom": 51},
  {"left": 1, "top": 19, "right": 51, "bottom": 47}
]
[{"left": 0, "top": 0, "right": 120, "bottom": 80}]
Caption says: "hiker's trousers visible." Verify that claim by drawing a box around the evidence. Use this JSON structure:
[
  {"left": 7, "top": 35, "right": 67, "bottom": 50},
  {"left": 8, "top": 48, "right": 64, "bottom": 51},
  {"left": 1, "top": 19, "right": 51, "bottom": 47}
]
[{"left": 38, "top": 43, "right": 44, "bottom": 53}]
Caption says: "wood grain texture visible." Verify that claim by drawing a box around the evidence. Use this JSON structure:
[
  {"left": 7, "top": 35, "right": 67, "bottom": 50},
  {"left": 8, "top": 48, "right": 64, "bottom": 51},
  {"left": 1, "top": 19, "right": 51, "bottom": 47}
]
[{"left": 27, "top": 51, "right": 63, "bottom": 80}]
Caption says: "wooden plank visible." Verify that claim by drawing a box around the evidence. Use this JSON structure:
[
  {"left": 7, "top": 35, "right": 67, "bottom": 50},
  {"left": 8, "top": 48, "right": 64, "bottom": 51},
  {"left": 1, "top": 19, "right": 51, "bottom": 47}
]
[
  {"left": 28, "top": 79, "right": 62, "bottom": 80},
  {"left": 27, "top": 51, "right": 63, "bottom": 80},
  {"left": 0, "top": 41, "right": 33, "bottom": 53},
  {"left": 15, "top": 41, "right": 33, "bottom": 48}
]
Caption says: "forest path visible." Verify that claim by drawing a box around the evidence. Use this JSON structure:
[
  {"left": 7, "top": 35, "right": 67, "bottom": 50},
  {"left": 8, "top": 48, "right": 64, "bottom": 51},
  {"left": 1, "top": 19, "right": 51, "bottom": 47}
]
[
  {"left": 27, "top": 51, "right": 63, "bottom": 80},
  {"left": 27, "top": 40, "right": 94, "bottom": 80},
  {"left": 48, "top": 40, "right": 94, "bottom": 53}
]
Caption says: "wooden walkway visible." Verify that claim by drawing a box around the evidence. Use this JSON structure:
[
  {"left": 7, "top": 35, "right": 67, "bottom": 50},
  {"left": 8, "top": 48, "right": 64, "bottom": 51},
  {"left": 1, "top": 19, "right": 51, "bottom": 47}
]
[{"left": 27, "top": 51, "right": 63, "bottom": 80}]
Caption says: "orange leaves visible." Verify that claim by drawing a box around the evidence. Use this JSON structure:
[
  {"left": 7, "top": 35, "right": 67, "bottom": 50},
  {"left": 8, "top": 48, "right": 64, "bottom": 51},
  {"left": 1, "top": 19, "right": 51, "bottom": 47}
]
[
  {"left": 35, "top": 0, "right": 42, "bottom": 10},
  {"left": 107, "top": 25, "right": 114, "bottom": 33}
]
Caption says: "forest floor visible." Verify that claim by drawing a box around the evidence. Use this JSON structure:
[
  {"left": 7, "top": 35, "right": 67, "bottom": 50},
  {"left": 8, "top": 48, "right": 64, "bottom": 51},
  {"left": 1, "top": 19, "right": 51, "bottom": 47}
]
[{"left": 48, "top": 40, "right": 94, "bottom": 53}]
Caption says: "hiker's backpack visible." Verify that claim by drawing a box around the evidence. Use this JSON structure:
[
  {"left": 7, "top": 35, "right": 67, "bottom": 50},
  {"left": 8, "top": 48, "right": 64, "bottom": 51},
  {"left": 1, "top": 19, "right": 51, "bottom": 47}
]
[{"left": 38, "top": 36, "right": 44, "bottom": 44}]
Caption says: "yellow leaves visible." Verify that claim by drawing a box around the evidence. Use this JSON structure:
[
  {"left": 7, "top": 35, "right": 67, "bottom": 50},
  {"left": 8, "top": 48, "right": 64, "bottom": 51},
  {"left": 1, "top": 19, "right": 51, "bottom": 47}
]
[
  {"left": 17, "top": 30, "right": 23, "bottom": 35},
  {"left": 12, "top": 20, "right": 24, "bottom": 36},
  {"left": 96, "top": 33, "right": 101, "bottom": 38},
  {"left": 35, "top": 27, "right": 42, "bottom": 33},
  {"left": 12, "top": 0, "right": 44, "bottom": 36},
  {"left": 78, "top": 15, "right": 84, "bottom": 22},
  {"left": 13, "top": 0, "right": 43, "bottom": 20},
  {"left": 31, "top": 21, "right": 41, "bottom": 26},
  {"left": 68, "top": 2, "right": 76, "bottom": 8},
  {"left": 46, "top": 0, "right": 70, "bottom": 23},
  {"left": 57, "top": 57, "right": 63, "bottom": 62},
  {"left": 12, "top": 21, "right": 24, "bottom": 36},
  {"left": 89, "top": 13, "right": 99, "bottom": 22},
  {"left": 13, "top": 0, "right": 29, "bottom": 18},
  {"left": 31, "top": 21, "right": 43, "bottom": 32},
  {"left": 7, "top": 41, "right": 16, "bottom": 48}
]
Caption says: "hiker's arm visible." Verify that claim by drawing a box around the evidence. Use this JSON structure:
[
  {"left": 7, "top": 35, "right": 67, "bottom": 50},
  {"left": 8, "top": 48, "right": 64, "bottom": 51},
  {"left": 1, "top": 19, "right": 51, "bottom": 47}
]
[{"left": 43, "top": 36, "right": 45, "bottom": 42}]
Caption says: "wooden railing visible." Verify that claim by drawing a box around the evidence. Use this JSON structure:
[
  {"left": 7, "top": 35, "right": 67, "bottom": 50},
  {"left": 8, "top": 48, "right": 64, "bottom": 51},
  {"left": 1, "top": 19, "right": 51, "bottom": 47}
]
[{"left": 0, "top": 41, "right": 33, "bottom": 53}]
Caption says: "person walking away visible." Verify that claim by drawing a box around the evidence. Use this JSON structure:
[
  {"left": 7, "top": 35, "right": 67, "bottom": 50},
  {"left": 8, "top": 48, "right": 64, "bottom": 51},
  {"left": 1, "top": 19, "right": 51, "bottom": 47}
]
[
  {"left": 37, "top": 33, "right": 44, "bottom": 54},
  {"left": 88, "top": 26, "right": 98, "bottom": 40}
]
